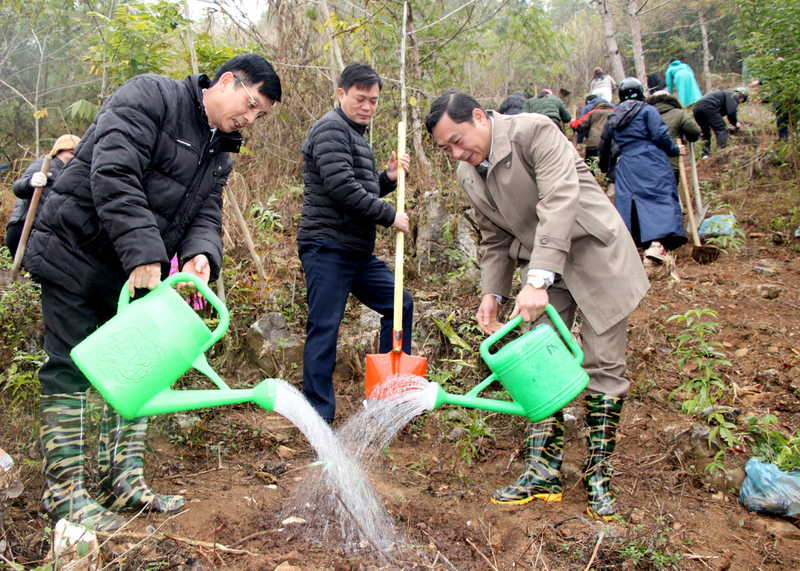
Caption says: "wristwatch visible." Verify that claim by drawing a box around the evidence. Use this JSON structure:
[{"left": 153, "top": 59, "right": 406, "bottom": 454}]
[{"left": 526, "top": 274, "right": 548, "bottom": 289}]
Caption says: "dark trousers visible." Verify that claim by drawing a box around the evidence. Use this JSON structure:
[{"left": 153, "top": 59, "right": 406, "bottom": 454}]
[
  {"left": 693, "top": 105, "right": 728, "bottom": 155},
  {"left": 39, "top": 279, "right": 118, "bottom": 395},
  {"left": 299, "top": 238, "right": 413, "bottom": 420},
  {"left": 5, "top": 222, "right": 22, "bottom": 258}
]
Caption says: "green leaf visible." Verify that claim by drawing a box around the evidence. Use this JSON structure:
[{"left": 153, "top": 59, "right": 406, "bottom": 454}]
[
  {"left": 429, "top": 312, "right": 471, "bottom": 351},
  {"left": 76, "top": 541, "right": 90, "bottom": 558}
]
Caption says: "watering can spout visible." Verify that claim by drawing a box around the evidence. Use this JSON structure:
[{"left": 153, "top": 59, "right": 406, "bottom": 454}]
[
  {"left": 422, "top": 381, "right": 527, "bottom": 419},
  {"left": 132, "top": 378, "right": 278, "bottom": 418}
]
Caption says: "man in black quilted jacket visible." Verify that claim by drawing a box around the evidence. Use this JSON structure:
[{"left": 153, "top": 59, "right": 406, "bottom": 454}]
[
  {"left": 23, "top": 54, "right": 281, "bottom": 531},
  {"left": 297, "top": 62, "right": 412, "bottom": 424}
]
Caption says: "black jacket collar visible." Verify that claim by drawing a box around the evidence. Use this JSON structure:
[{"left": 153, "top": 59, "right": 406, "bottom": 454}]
[
  {"left": 335, "top": 106, "right": 368, "bottom": 135},
  {"left": 184, "top": 74, "right": 242, "bottom": 154}
]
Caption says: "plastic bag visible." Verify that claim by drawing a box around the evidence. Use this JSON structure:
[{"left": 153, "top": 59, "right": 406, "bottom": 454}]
[
  {"left": 698, "top": 214, "right": 738, "bottom": 239},
  {"left": 739, "top": 457, "right": 800, "bottom": 517}
]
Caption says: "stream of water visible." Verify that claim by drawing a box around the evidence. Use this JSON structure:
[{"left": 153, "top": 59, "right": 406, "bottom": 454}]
[{"left": 273, "top": 374, "right": 430, "bottom": 560}]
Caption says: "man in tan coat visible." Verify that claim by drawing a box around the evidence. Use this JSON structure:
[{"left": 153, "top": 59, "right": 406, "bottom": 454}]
[{"left": 425, "top": 90, "right": 649, "bottom": 521}]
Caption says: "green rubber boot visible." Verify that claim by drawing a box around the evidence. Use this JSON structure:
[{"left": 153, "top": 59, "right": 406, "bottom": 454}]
[
  {"left": 491, "top": 410, "right": 564, "bottom": 505},
  {"left": 39, "top": 393, "right": 126, "bottom": 531},
  {"left": 97, "top": 406, "right": 184, "bottom": 513},
  {"left": 584, "top": 394, "right": 623, "bottom": 521}
]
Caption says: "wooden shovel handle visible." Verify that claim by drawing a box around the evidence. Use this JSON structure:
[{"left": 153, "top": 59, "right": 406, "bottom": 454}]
[
  {"left": 10, "top": 154, "right": 52, "bottom": 274},
  {"left": 676, "top": 141, "right": 701, "bottom": 247}
]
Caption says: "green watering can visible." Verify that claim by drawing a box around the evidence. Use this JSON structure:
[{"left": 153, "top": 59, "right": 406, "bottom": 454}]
[
  {"left": 423, "top": 305, "right": 589, "bottom": 422},
  {"left": 71, "top": 273, "right": 276, "bottom": 420}
]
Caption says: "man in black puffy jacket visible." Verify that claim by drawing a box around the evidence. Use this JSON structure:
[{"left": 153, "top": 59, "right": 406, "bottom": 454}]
[
  {"left": 23, "top": 54, "right": 281, "bottom": 531},
  {"left": 297, "top": 62, "right": 411, "bottom": 424},
  {"left": 692, "top": 88, "right": 747, "bottom": 157}
]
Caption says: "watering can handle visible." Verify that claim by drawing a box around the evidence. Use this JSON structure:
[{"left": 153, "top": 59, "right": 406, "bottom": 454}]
[
  {"left": 118, "top": 272, "right": 231, "bottom": 353},
  {"left": 480, "top": 304, "right": 584, "bottom": 365}
]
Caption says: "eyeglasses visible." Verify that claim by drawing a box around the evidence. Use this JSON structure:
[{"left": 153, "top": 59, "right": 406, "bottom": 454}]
[{"left": 233, "top": 74, "right": 269, "bottom": 122}]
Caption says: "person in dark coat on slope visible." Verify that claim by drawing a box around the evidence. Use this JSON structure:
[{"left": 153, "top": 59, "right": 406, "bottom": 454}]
[
  {"left": 692, "top": 88, "right": 747, "bottom": 157},
  {"left": 22, "top": 54, "right": 282, "bottom": 532},
  {"left": 498, "top": 90, "right": 526, "bottom": 115},
  {"left": 6, "top": 134, "right": 80, "bottom": 257},
  {"left": 599, "top": 78, "right": 687, "bottom": 266}
]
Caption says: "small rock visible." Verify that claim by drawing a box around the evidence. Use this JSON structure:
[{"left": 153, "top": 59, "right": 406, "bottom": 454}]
[
  {"left": 755, "top": 369, "right": 781, "bottom": 388},
  {"left": 789, "top": 379, "right": 800, "bottom": 393},
  {"left": 447, "top": 427, "right": 467, "bottom": 441},
  {"left": 756, "top": 284, "right": 781, "bottom": 300},
  {"left": 275, "top": 564, "right": 303, "bottom": 571},
  {"left": 760, "top": 518, "right": 800, "bottom": 541},
  {"left": 734, "top": 348, "right": 748, "bottom": 358},
  {"left": 281, "top": 517, "right": 306, "bottom": 526},
  {"left": 447, "top": 410, "right": 467, "bottom": 423},
  {"left": 712, "top": 491, "right": 725, "bottom": 501},
  {"left": 755, "top": 258, "right": 780, "bottom": 271},
  {"left": 673, "top": 522, "right": 683, "bottom": 532},
  {"left": 561, "top": 462, "right": 580, "bottom": 479},
  {"left": 753, "top": 267, "right": 778, "bottom": 277},
  {"left": 563, "top": 410, "right": 578, "bottom": 439},
  {"left": 277, "top": 445, "right": 297, "bottom": 458}
]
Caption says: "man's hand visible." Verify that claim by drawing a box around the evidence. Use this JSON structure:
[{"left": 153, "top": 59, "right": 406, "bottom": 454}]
[
  {"left": 391, "top": 212, "right": 409, "bottom": 234},
  {"left": 476, "top": 294, "right": 503, "bottom": 335},
  {"left": 31, "top": 172, "right": 48, "bottom": 188},
  {"left": 510, "top": 284, "right": 549, "bottom": 323},
  {"left": 128, "top": 263, "right": 161, "bottom": 296},
  {"left": 677, "top": 143, "right": 686, "bottom": 156},
  {"left": 180, "top": 254, "right": 211, "bottom": 285},
  {"left": 386, "top": 151, "right": 411, "bottom": 182}
]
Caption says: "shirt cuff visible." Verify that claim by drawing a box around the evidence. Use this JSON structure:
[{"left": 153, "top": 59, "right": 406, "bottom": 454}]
[{"left": 526, "top": 269, "right": 555, "bottom": 287}]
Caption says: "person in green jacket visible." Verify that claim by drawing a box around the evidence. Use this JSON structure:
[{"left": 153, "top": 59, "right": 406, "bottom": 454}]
[
  {"left": 522, "top": 89, "right": 572, "bottom": 132},
  {"left": 647, "top": 92, "right": 701, "bottom": 183},
  {"left": 665, "top": 58, "right": 703, "bottom": 107}
]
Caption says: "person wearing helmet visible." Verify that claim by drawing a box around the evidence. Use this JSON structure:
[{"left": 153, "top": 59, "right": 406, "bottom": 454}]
[
  {"left": 6, "top": 134, "right": 81, "bottom": 257},
  {"left": 599, "top": 78, "right": 687, "bottom": 266},
  {"left": 692, "top": 88, "right": 747, "bottom": 157}
]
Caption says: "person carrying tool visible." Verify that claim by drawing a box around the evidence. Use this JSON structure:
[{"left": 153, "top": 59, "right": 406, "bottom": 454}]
[
  {"left": 692, "top": 87, "right": 747, "bottom": 157},
  {"left": 599, "top": 78, "right": 687, "bottom": 267},
  {"left": 22, "top": 54, "right": 282, "bottom": 531},
  {"left": 297, "top": 62, "right": 412, "bottom": 425},
  {"left": 665, "top": 58, "right": 703, "bottom": 107},
  {"left": 647, "top": 91, "right": 702, "bottom": 183},
  {"left": 6, "top": 134, "right": 80, "bottom": 257},
  {"left": 425, "top": 90, "right": 649, "bottom": 521}
]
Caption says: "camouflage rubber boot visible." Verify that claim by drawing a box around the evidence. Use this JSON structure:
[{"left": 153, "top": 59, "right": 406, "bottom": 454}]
[
  {"left": 491, "top": 410, "right": 564, "bottom": 505},
  {"left": 39, "top": 393, "right": 126, "bottom": 531},
  {"left": 97, "top": 406, "right": 184, "bottom": 513},
  {"left": 583, "top": 394, "right": 623, "bottom": 521}
]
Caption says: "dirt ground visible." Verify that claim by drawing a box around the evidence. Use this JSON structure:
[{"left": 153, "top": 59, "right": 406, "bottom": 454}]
[{"left": 3, "top": 127, "right": 800, "bottom": 570}]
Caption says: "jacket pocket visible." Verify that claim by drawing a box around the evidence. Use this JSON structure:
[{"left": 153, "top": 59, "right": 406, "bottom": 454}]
[{"left": 575, "top": 209, "right": 614, "bottom": 245}]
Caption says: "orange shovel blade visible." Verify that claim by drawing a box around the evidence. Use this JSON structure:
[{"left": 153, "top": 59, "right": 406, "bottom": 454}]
[{"left": 365, "top": 350, "right": 427, "bottom": 398}]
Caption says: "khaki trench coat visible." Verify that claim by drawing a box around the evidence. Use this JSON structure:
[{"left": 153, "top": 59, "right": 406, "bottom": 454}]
[{"left": 457, "top": 112, "right": 650, "bottom": 335}]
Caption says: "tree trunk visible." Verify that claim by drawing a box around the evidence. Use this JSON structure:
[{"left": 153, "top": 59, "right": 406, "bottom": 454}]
[
  {"left": 406, "top": 4, "right": 431, "bottom": 174},
  {"left": 318, "top": 0, "right": 344, "bottom": 99},
  {"left": 698, "top": 9, "right": 712, "bottom": 93},
  {"left": 597, "top": 0, "right": 625, "bottom": 82},
  {"left": 626, "top": 0, "right": 646, "bottom": 85}
]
